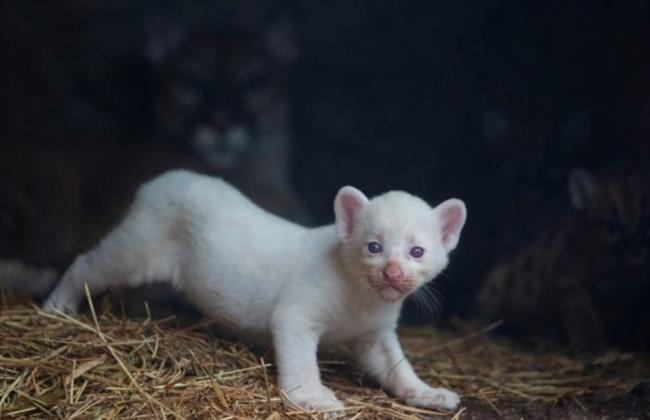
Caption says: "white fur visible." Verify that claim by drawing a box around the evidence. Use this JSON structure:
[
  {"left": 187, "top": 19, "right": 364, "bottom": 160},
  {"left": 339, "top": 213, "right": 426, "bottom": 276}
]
[{"left": 44, "top": 170, "right": 466, "bottom": 413}]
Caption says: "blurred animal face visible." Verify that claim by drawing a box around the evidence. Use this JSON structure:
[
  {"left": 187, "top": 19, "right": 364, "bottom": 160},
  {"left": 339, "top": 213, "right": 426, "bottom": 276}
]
[
  {"left": 570, "top": 168, "right": 650, "bottom": 272},
  {"left": 149, "top": 15, "right": 296, "bottom": 173}
]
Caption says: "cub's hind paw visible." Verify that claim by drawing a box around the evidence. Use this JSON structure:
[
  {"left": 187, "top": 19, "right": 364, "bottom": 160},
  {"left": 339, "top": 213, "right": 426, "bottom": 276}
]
[{"left": 43, "top": 292, "right": 80, "bottom": 315}]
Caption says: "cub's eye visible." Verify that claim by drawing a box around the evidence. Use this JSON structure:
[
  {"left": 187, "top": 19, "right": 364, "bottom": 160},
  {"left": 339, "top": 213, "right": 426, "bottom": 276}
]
[
  {"left": 410, "top": 246, "right": 425, "bottom": 258},
  {"left": 367, "top": 242, "right": 383, "bottom": 254}
]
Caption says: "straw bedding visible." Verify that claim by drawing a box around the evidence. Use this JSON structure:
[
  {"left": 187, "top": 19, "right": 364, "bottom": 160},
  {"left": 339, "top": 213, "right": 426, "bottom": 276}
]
[{"left": 1, "top": 293, "right": 648, "bottom": 419}]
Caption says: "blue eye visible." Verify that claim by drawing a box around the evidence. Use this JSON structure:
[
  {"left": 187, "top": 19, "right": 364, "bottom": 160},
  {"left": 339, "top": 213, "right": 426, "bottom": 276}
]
[
  {"left": 367, "top": 242, "right": 383, "bottom": 254},
  {"left": 410, "top": 246, "right": 425, "bottom": 258}
]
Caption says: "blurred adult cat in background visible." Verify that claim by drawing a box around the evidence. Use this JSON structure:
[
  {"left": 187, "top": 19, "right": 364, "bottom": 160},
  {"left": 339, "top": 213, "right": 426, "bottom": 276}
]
[{"left": 477, "top": 166, "right": 650, "bottom": 351}]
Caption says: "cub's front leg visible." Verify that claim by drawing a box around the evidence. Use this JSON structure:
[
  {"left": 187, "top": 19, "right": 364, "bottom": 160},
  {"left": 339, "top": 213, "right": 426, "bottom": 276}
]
[
  {"left": 353, "top": 329, "right": 460, "bottom": 411},
  {"left": 272, "top": 313, "right": 343, "bottom": 413}
]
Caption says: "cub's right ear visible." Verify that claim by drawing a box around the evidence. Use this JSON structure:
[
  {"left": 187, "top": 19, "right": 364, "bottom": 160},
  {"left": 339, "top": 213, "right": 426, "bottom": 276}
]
[
  {"left": 334, "top": 186, "right": 369, "bottom": 241},
  {"left": 568, "top": 168, "right": 597, "bottom": 210}
]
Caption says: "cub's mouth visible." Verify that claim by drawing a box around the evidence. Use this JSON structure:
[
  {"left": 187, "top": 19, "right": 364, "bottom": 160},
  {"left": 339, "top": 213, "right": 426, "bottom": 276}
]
[
  {"left": 367, "top": 275, "right": 415, "bottom": 302},
  {"left": 377, "top": 285, "right": 406, "bottom": 302}
]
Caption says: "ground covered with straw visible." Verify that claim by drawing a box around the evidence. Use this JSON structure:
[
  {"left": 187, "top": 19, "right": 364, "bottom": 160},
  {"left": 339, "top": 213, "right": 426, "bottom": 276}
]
[{"left": 1, "top": 298, "right": 649, "bottom": 419}]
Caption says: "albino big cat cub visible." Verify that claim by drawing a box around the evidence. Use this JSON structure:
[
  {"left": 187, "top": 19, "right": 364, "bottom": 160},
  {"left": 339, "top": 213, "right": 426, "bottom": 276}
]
[{"left": 44, "top": 170, "right": 467, "bottom": 412}]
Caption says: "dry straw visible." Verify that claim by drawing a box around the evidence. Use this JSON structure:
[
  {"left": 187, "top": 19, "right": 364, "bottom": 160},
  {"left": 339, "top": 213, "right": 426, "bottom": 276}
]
[{"left": 0, "top": 291, "right": 648, "bottom": 419}]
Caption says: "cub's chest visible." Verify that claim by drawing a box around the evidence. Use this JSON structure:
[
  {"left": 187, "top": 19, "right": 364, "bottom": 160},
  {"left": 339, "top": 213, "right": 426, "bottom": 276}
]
[{"left": 321, "top": 304, "right": 399, "bottom": 346}]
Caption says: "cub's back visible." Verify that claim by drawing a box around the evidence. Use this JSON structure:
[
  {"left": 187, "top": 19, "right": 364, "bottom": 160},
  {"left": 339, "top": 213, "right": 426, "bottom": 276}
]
[
  {"left": 136, "top": 170, "right": 248, "bottom": 212},
  {"left": 133, "top": 170, "right": 305, "bottom": 250}
]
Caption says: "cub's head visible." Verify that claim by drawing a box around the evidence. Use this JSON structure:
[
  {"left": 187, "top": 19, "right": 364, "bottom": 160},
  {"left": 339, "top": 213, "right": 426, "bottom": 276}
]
[{"left": 334, "top": 186, "right": 466, "bottom": 302}]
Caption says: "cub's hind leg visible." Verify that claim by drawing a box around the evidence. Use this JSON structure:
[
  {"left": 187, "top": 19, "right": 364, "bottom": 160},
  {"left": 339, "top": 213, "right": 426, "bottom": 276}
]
[
  {"left": 44, "top": 209, "right": 176, "bottom": 314},
  {"left": 44, "top": 244, "right": 125, "bottom": 314},
  {"left": 44, "top": 172, "right": 194, "bottom": 315}
]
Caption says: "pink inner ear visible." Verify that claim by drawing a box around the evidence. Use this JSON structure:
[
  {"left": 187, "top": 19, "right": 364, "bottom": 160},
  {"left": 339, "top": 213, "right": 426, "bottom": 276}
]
[
  {"left": 439, "top": 201, "right": 466, "bottom": 251},
  {"left": 338, "top": 195, "right": 361, "bottom": 237},
  {"left": 334, "top": 187, "right": 368, "bottom": 240}
]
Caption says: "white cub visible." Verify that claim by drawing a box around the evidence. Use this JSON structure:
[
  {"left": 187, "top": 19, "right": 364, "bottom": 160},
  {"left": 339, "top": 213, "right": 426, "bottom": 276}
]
[{"left": 44, "top": 170, "right": 466, "bottom": 412}]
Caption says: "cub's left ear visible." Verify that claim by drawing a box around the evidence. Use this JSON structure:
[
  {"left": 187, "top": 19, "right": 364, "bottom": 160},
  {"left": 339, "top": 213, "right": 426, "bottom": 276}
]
[{"left": 434, "top": 199, "right": 467, "bottom": 252}]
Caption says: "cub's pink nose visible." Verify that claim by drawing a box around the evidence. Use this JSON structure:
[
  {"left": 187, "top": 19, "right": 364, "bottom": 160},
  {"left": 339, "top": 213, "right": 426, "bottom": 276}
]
[{"left": 383, "top": 262, "right": 404, "bottom": 282}]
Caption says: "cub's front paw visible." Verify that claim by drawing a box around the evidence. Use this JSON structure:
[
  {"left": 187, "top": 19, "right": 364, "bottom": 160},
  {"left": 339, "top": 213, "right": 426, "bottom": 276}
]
[
  {"left": 401, "top": 386, "right": 460, "bottom": 411},
  {"left": 283, "top": 384, "right": 344, "bottom": 414}
]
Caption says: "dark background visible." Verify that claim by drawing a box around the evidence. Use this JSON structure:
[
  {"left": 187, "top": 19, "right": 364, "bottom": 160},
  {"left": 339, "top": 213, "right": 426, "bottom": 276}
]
[{"left": 1, "top": 1, "right": 648, "bottom": 319}]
